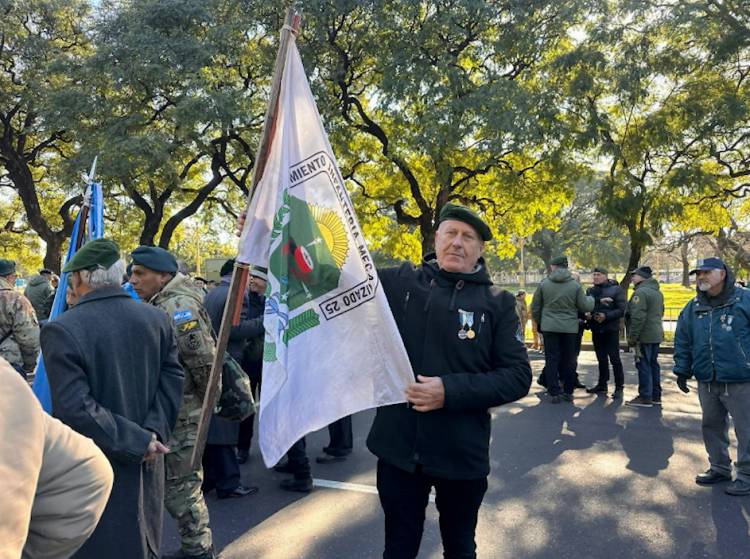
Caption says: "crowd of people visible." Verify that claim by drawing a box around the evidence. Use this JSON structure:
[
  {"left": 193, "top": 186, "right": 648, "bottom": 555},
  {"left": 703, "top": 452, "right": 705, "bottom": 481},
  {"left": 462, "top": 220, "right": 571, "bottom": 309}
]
[{"left": 1, "top": 205, "right": 749, "bottom": 559}]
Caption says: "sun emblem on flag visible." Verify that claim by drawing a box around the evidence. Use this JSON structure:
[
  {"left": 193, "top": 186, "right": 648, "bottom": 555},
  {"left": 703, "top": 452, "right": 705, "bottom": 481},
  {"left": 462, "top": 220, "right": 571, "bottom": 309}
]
[{"left": 310, "top": 205, "right": 349, "bottom": 268}]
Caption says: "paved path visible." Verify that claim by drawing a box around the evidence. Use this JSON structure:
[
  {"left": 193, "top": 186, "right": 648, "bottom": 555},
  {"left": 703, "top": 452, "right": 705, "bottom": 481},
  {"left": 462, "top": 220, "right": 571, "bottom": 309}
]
[{"left": 163, "top": 351, "right": 750, "bottom": 558}]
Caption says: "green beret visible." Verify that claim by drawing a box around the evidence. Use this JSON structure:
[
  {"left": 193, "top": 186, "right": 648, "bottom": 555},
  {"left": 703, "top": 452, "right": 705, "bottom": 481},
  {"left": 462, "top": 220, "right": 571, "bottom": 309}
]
[
  {"left": 131, "top": 245, "right": 178, "bottom": 274},
  {"left": 592, "top": 266, "right": 608, "bottom": 274},
  {"left": 0, "top": 259, "right": 16, "bottom": 276},
  {"left": 63, "top": 239, "right": 120, "bottom": 273},
  {"left": 437, "top": 203, "right": 492, "bottom": 241},
  {"left": 550, "top": 256, "right": 568, "bottom": 267}
]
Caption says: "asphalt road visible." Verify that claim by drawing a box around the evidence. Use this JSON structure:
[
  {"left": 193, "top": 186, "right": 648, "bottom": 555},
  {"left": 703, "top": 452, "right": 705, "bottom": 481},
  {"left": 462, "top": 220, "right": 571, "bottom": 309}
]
[{"left": 162, "top": 350, "right": 750, "bottom": 559}]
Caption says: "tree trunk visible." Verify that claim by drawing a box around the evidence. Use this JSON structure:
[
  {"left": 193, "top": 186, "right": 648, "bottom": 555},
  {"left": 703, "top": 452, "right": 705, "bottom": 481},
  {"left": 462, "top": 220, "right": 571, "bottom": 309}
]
[
  {"left": 621, "top": 237, "right": 642, "bottom": 289},
  {"left": 681, "top": 241, "right": 690, "bottom": 288},
  {"left": 42, "top": 234, "right": 66, "bottom": 274}
]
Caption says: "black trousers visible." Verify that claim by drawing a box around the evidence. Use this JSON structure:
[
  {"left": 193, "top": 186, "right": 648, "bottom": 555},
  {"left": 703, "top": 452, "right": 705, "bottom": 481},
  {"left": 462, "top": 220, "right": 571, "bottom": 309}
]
[
  {"left": 376, "top": 460, "right": 487, "bottom": 559},
  {"left": 286, "top": 437, "right": 311, "bottom": 480},
  {"left": 237, "top": 377, "right": 261, "bottom": 452},
  {"left": 592, "top": 330, "right": 624, "bottom": 388},
  {"left": 542, "top": 332, "right": 577, "bottom": 396},
  {"left": 324, "top": 416, "right": 353, "bottom": 456},
  {"left": 202, "top": 444, "right": 240, "bottom": 496}
]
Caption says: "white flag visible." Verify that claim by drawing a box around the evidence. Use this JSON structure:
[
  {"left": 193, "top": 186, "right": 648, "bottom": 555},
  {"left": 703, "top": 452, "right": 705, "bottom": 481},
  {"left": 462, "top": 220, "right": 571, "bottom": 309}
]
[{"left": 238, "top": 40, "right": 414, "bottom": 468}]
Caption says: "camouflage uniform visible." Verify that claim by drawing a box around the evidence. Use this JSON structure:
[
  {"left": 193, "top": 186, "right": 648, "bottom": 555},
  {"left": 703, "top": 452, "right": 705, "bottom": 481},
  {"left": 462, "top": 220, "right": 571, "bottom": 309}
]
[
  {"left": 150, "top": 273, "right": 215, "bottom": 556},
  {"left": 0, "top": 276, "right": 40, "bottom": 375}
]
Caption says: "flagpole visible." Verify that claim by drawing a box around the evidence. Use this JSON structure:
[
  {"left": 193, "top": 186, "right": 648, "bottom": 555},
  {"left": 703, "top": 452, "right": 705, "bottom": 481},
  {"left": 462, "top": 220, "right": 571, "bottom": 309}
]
[{"left": 190, "top": 7, "right": 301, "bottom": 470}]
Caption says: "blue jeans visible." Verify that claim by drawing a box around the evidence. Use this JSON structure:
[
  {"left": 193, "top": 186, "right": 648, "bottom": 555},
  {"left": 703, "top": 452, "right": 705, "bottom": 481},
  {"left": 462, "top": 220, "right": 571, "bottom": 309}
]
[{"left": 635, "top": 343, "right": 661, "bottom": 400}]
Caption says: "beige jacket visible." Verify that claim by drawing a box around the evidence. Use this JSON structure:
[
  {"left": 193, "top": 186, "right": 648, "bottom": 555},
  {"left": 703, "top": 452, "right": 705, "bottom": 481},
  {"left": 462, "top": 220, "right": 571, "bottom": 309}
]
[{"left": 0, "top": 357, "right": 113, "bottom": 559}]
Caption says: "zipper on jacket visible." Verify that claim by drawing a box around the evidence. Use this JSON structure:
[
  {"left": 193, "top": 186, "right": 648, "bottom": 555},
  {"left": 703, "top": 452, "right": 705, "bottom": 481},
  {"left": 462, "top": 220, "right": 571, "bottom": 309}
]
[
  {"left": 423, "top": 280, "right": 436, "bottom": 311},
  {"left": 403, "top": 291, "right": 410, "bottom": 314},
  {"left": 709, "top": 308, "right": 716, "bottom": 382},
  {"left": 479, "top": 313, "right": 485, "bottom": 334}
]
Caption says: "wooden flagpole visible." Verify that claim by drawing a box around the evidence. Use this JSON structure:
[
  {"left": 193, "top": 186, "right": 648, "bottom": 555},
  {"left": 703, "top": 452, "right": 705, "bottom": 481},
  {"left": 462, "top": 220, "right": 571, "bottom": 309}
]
[{"left": 191, "top": 8, "right": 301, "bottom": 469}]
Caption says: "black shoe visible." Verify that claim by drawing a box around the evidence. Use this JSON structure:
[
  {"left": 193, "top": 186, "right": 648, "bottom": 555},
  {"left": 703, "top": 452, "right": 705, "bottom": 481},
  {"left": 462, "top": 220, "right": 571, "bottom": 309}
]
[
  {"left": 162, "top": 550, "right": 215, "bottom": 559},
  {"left": 316, "top": 454, "right": 347, "bottom": 464},
  {"left": 560, "top": 393, "right": 573, "bottom": 402},
  {"left": 725, "top": 478, "right": 750, "bottom": 496},
  {"left": 237, "top": 449, "right": 249, "bottom": 464},
  {"left": 536, "top": 375, "right": 547, "bottom": 388},
  {"left": 217, "top": 484, "right": 259, "bottom": 499},
  {"left": 280, "top": 477, "right": 313, "bottom": 493},
  {"left": 611, "top": 388, "right": 624, "bottom": 399},
  {"left": 626, "top": 396, "right": 653, "bottom": 408},
  {"left": 586, "top": 385, "right": 608, "bottom": 394},
  {"left": 273, "top": 461, "right": 296, "bottom": 474},
  {"left": 695, "top": 469, "right": 732, "bottom": 485},
  {"left": 574, "top": 381, "right": 586, "bottom": 390}
]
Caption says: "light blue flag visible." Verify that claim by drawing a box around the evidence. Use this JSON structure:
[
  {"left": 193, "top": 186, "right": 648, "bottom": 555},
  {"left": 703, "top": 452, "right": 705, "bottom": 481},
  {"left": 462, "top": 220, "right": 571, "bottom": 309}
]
[{"left": 32, "top": 178, "right": 104, "bottom": 412}]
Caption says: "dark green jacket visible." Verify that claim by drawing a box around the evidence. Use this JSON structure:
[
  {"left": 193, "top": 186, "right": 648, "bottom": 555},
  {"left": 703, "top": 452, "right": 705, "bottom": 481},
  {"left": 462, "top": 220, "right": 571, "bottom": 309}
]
[
  {"left": 625, "top": 278, "right": 664, "bottom": 344},
  {"left": 24, "top": 275, "right": 53, "bottom": 321},
  {"left": 530, "top": 268, "right": 594, "bottom": 334}
]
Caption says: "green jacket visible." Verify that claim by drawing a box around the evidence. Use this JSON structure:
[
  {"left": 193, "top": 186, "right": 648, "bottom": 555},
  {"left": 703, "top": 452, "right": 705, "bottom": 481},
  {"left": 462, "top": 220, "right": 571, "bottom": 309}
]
[
  {"left": 24, "top": 275, "right": 54, "bottom": 321},
  {"left": 150, "top": 273, "right": 216, "bottom": 428},
  {"left": 531, "top": 268, "right": 594, "bottom": 334},
  {"left": 625, "top": 278, "right": 664, "bottom": 344}
]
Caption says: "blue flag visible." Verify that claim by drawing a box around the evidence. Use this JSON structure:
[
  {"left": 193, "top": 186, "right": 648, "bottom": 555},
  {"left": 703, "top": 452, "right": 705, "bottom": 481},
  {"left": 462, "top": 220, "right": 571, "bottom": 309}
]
[{"left": 32, "top": 181, "right": 105, "bottom": 412}]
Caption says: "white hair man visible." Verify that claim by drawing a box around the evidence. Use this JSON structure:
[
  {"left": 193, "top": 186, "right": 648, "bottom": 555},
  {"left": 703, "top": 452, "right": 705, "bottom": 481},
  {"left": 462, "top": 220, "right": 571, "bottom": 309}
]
[{"left": 41, "top": 238, "right": 185, "bottom": 558}]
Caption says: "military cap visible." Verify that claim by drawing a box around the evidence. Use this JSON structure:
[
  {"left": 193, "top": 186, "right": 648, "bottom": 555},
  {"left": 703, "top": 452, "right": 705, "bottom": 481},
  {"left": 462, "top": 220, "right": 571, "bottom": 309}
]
[
  {"left": 0, "top": 259, "right": 16, "bottom": 276},
  {"left": 39, "top": 268, "right": 53, "bottom": 275},
  {"left": 220, "top": 258, "right": 235, "bottom": 277},
  {"left": 63, "top": 239, "right": 120, "bottom": 273},
  {"left": 629, "top": 265, "right": 652, "bottom": 279},
  {"left": 689, "top": 257, "right": 726, "bottom": 275},
  {"left": 251, "top": 266, "right": 268, "bottom": 282},
  {"left": 130, "top": 245, "right": 178, "bottom": 274},
  {"left": 592, "top": 266, "right": 608, "bottom": 274},
  {"left": 437, "top": 203, "right": 493, "bottom": 241},
  {"left": 550, "top": 256, "right": 568, "bottom": 267}
]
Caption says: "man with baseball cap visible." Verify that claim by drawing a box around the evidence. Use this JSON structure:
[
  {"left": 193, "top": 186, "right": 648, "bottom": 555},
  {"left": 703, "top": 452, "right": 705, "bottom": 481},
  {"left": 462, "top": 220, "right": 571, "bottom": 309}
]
[
  {"left": 674, "top": 257, "right": 750, "bottom": 496},
  {"left": 625, "top": 265, "right": 665, "bottom": 408}
]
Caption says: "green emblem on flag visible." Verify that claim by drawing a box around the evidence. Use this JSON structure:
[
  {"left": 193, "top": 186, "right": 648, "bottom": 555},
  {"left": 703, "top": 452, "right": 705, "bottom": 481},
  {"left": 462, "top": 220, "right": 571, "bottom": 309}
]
[{"left": 270, "top": 195, "right": 348, "bottom": 312}]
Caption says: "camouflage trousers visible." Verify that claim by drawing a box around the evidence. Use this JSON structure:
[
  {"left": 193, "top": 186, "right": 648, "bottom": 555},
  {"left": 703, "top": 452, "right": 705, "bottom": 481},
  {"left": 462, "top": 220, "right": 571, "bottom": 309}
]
[{"left": 165, "top": 415, "right": 213, "bottom": 555}]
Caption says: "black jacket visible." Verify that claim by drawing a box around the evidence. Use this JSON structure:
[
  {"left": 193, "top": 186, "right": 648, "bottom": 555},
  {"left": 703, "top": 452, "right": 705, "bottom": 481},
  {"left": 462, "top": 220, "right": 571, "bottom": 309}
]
[
  {"left": 41, "top": 287, "right": 184, "bottom": 559},
  {"left": 366, "top": 257, "right": 531, "bottom": 480},
  {"left": 202, "top": 278, "right": 264, "bottom": 445},
  {"left": 586, "top": 280, "right": 626, "bottom": 334}
]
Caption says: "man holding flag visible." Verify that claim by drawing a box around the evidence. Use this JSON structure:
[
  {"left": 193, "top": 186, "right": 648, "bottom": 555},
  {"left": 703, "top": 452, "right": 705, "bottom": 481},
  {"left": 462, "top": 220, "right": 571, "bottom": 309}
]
[{"left": 232, "top": 12, "right": 531, "bottom": 558}]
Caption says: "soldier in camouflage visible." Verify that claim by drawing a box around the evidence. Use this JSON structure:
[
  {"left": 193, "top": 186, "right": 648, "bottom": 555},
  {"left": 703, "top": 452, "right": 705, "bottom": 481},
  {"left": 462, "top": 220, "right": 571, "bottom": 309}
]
[
  {"left": 0, "top": 259, "right": 40, "bottom": 378},
  {"left": 129, "top": 246, "right": 216, "bottom": 559}
]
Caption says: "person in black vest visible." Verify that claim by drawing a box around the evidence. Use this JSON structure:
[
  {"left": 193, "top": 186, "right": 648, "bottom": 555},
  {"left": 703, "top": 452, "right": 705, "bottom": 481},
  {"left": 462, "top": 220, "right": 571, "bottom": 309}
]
[
  {"left": 367, "top": 204, "right": 531, "bottom": 559},
  {"left": 585, "top": 267, "right": 627, "bottom": 398}
]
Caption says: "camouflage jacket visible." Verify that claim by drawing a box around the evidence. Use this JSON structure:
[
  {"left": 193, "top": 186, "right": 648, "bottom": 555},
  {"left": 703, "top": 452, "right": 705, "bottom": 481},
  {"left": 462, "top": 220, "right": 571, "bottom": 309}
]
[
  {"left": 150, "top": 273, "right": 216, "bottom": 424},
  {"left": 0, "top": 277, "right": 40, "bottom": 371}
]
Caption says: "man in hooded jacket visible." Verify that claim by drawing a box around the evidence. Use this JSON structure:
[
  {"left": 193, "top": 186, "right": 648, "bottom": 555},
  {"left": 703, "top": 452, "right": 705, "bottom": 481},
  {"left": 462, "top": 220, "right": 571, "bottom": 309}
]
[
  {"left": 674, "top": 258, "right": 750, "bottom": 496},
  {"left": 531, "top": 257, "right": 594, "bottom": 403},
  {"left": 367, "top": 204, "right": 531, "bottom": 559}
]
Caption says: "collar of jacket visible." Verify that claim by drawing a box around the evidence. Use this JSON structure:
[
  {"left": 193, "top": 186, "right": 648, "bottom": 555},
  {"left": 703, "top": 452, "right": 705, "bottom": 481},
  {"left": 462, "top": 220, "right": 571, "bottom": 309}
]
[
  {"left": 150, "top": 272, "right": 198, "bottom": 305},
  {"left": 75, "top": 285, "right": 132, "bottom": 307},
  {"left": 634, "top": 277, "right": 660, "bottom": 291},
  {"left": 0, "top": 277, "right": 12, "bottom": 290},
  {"left": 421, "top": 253, "right": 492, "bottom": 286}
]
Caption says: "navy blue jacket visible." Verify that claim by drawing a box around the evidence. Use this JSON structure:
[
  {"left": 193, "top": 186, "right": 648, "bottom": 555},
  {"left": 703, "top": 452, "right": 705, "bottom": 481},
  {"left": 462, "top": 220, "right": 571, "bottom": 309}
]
[
  {"left": 367, "top": 257, "right": 531, "bottom": 480},
  {"left": 674, "top": 268, "right": 750, "bottom": 383},
  {"left": 586, "top": 279, "right": 626, "bottom": 333}
]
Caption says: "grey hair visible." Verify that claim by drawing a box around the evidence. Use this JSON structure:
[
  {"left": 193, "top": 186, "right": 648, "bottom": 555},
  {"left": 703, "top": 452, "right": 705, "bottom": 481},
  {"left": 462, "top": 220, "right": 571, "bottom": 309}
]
[{"left": 79, "top": 259, "right": 126, "bottom": 289}]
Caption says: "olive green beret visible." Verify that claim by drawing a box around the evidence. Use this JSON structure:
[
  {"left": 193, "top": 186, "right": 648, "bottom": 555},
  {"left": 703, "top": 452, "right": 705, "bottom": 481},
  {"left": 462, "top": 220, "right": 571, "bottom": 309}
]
[
  {"left": 131, "top": 245, "right": 178, "bottom": 274},
  {"left": 63, "top": 239, "right": 120, "bottom": 273},
  {"left": 437, "top": 203, "right": 492, "bottom": 241},
  {"left": 592, "top": 266, "right": 608, "bottom": 274},
  {"left": 0, "top": 259, "right": 16, "bottom": 276},
  {"left": 550, "top": 256, "right": 568, "bottom": 267}
]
